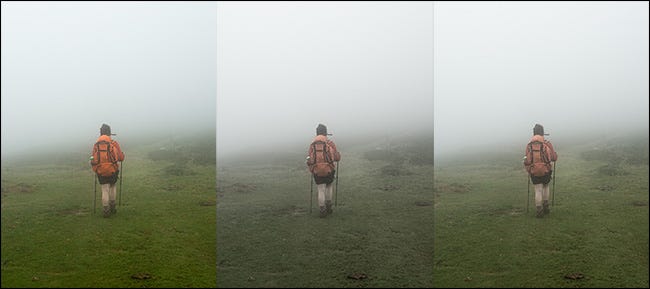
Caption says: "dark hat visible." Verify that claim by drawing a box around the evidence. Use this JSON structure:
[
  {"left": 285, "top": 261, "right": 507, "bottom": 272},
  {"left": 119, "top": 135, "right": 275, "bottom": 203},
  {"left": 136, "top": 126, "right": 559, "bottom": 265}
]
[
  {"left": 100, "top": 124, "right": 111, "bottom": 136},
  {"left": 316, "top": 124, "right": 327, "bottom": 136},
  {"left": 533, "top": 124, "right": 544, "bottom": 136}
]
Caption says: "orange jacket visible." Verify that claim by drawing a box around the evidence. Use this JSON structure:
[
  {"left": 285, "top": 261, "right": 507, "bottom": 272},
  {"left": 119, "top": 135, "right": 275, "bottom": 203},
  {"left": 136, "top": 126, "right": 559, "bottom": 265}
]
[
  {"left": 91, "top": 135, "right": 125, "bottom": 175},
  {"left": 307, "top": 135, "right": 340, "bottom": 176},
  {"left": 308, "top": 135, "right": 341, "bottom": 162},
  {"left": 524, "top": 135, "right": 557, "bottom": 167}
]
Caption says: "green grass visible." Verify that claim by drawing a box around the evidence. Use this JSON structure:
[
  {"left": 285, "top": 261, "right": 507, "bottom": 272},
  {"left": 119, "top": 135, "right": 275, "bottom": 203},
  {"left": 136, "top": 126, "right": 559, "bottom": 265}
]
[
  {"left": 433, "top": 134, "right": 649, "bottom": 288},
  {"left": 216, "top": 133, "right": 434, "bottom": 287},
  {"left": 1, "top": 134, "right": 216, "bottom": 288},
  {"left": 8, "top": 128, "right": 644, "bottom": 288}
]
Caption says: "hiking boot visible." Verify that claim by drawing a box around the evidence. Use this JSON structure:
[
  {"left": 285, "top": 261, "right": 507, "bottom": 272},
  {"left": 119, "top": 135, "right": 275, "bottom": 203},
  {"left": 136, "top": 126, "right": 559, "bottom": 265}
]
[
  {"left": 103, "top": 206, "right": 111, "bottom": 218},
  {"left": 109, "top": 200, "right": 117, "bottom": 215},
  {"left": 325, "top": 200, "right": 333, "bottom": 214},
  {"left": 319, "top": 206, "right": 327, "bottom": 218},
  {"left": 536, "top": 206, "right": 544, "bottom": 218},
  {"left": 543, "top": 200, "right": 550, "bottom": 215}
]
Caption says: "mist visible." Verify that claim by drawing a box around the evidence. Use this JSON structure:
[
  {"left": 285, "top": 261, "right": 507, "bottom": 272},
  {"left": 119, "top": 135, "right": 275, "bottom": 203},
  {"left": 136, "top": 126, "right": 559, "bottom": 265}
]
[
  {"left": 216, "top": 2, "right": 433, "bottom": 159},
  {"left": 1, "top": 2, "right": 217, "bottom": 158},
  {"left": 434, "top": 2, "right": 649, "bottom": 157}
]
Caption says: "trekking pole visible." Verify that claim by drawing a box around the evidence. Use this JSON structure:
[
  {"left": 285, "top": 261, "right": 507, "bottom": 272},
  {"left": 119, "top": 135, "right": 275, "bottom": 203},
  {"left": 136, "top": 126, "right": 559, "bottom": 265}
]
[
  {"left": 93, "top": 174, "right": 97, "bottom": 215},
  {"left": 119, "top": 161, "right": 123, "bottom": 206},
  {"left": 309, "top": 174, "right": 313, "bottom": 214},
  {"left": 526, "top": 176, "right": 530, "bottom": 213},
  {"left": 552, "top": 161, "right": 556, "bottom": 206},
  {"left": 335, "top": 161, "right": 339, "bottom": 206}
]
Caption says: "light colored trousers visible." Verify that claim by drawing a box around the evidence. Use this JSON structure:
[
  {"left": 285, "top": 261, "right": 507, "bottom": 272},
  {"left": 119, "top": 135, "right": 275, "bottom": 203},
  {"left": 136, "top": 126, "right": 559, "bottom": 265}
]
[
  {"left": 101, "top": 183, "right": 117, "bottom": 206},
  {"left": 534, "top": 183, "right": 550, "bottom": 206},
  {"left": 317, "top": 183, "right": 333, "bottom": 207}
]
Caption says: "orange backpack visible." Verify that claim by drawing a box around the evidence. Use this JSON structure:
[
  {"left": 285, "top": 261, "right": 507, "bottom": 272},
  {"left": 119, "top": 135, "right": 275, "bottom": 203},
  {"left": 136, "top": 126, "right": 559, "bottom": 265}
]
[
  {"left": 91, "top": 140, "right": 119, "bottom": 177},
  {"left": 525, "top": 141, "right": 552, "bottom": 177},
  {"left": 308, "top": 140, "right": 336, "bottom": 177}
]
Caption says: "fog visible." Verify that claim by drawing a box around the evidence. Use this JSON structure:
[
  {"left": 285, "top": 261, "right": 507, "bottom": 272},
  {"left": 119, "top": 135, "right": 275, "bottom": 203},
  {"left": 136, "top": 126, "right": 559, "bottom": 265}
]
[
  {"left": 5, "top": 2, "right": 645, "bottom": 163},
  {"left": 216, "top": 2, "right": 433, "bottom": 159},
  {"left": 1, "top": 2, "right": 216, "bottom": 158},
  {"left": 434, "top": 2, "right": 649, "bottom": 156}
]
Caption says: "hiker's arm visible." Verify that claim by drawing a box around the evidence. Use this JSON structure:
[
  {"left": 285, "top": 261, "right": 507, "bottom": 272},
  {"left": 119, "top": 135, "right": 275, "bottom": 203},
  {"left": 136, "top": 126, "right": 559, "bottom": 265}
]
[
  {"left": 523, "top": 147, "right": 531, "bottom": 166},
  {"left": 114, "top": 141, "right": 125, "bottom": 161},
  {"left": 329, "top": 141, "right": 341, "bottom": 162},
  {"left": 546, "top": 142, "right": 558, "bottom": 161},
  {"left": 90, "top": 145, "right": 99, "bottom": 166},
  {"left": 306, "top": 145, "right": 314, "bottom": 166}
]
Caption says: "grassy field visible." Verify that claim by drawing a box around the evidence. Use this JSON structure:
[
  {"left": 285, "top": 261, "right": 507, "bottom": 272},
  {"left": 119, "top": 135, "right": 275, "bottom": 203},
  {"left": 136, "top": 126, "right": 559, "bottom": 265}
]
[
  {"left": 433, "top": 132, "right": 649, "bottom": 288},
  {"left": 1, "top": 133, "right": 216, "bottom": 288},
  {"left": 7, "top": 128, "right": 644, "bottom": 288},
  {"left": 216, "top": 132, "right": 435, "bottom": 287}
]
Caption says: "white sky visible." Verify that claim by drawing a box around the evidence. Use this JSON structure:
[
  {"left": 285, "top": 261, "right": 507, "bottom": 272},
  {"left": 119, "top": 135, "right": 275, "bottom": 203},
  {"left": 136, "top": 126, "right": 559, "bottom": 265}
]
[
  {"left": 216, "top": 2, "right": 434, "bottom": 157},
  {"left": 434, "top": 1, "right": 649, "bottom": 154},
  {"left": 3, "top": 1, "right": 646, "bottom": 159},
  {"left": 1, "top": 1, "right": 217, "bottom": 156}
]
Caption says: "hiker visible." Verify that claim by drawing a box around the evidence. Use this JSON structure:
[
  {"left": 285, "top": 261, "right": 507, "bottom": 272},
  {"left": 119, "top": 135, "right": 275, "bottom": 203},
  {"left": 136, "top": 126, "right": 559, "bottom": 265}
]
[
  {"left": 523, "top": 124, "right": 558, "bottom": 218},
  {"left": 90, "top": 124, "right": 125, "bottom": 217},
  {"left": 306, "top": 124, "right": 341, "bottom": 218}
]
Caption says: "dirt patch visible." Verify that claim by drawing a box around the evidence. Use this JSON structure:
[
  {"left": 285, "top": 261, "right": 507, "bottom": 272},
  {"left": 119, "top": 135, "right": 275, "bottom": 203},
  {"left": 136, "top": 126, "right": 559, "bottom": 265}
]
[
  {"left": 631, "top": 200, "right": 648, "bottom": 207},
  {"left": 347, "top": 273, "right": 368, "bottom": 280},
  {"left": 508, "top": 209, "right": 524, "bottom": 216},
  {"left": 163, "top": 163, "right": 195, "bottom": 176},
  {"left": 216, "top": 183, "right": 256, "bottom": 195},
  {"left": 434, "top": 182, "right": 471, "bottom": 194},
  {"left": 229, "top": 183, "right": 257, "bottom": 193},
  {"left": 56, "top": 207, "right": 89, "bottom": 216},
  {"left": 564, "top": 273, "right": 585, "bottom": 280},
  {"left": 484, "top": 207, "right": 523, "bottom": 217},
  {"left": 379, "top": 184, "right": 400, "bottom": 191},
  {"left": 164, "top": 184, "right": 181, "bottom": 191},
  {"left": 596, "top": 185, "right": 614, "bottom": 191},
  {"left": 131, "top": 273, "right": 152, "bottom": 280},
  {"left": 596, "top": 164, "right": 628, "bottom": 176},
  {"left": 508, "top": 208, "right": 524, "bottom": 216},
  {"left": 199, "top": 200, "right": 216, "bottom": 206},
  {"left": 380, "top": 165, "right": 412, "bottom": 176},
  {"left": 273, "top": 205, "right": 307, "bottom": 216},
  {"left": 2, "top": 182, "right": 35, "bottom": 194}
]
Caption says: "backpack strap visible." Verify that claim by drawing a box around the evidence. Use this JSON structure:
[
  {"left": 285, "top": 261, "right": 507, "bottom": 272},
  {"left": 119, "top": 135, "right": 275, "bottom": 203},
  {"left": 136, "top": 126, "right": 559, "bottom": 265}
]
[
  {"left": 542, "top": 142, "right": 551, "bottom": 164},
  {"left": 95, "top": 140, "right": 117, "bottom": 164},
  {"left": 311, "top": 142, "right": 318, "bottom": 165},
  {"left": 311, "top": 140, "right": 333, "bottom": 165},
  {"left": 323, "top": 141, "right": 332, "bottom": 164},
  {"left": 529, "top": 141, "right": 551, "bottom": 165},
  {"left": 108, "top": 142, "right": 116, "bottom": 164},
  {"left": 95, "top": 142, "right": 101, "bottom": 163}
]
